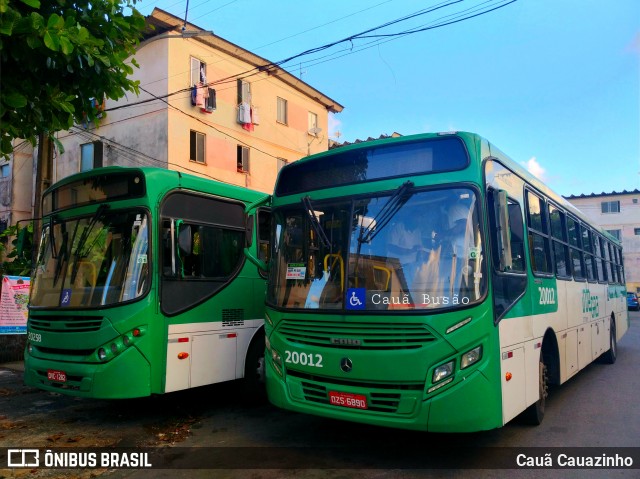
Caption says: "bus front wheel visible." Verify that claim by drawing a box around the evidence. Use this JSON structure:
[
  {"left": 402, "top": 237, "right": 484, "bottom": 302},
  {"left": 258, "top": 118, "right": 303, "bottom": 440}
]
[{"left": 242, "top": 331, "right": 267, "bottom": 404}]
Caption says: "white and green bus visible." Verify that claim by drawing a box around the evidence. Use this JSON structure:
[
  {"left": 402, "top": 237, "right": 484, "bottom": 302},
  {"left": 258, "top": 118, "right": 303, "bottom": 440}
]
[
  {"left": 25, "top": 167, "right": 271, "bottom": 399},
  {"left": 264, "top": 132, "right": 628, "bottom": 432}
]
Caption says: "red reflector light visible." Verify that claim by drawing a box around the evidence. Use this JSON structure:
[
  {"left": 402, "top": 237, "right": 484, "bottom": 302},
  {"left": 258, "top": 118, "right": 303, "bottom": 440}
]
[
  {"left": 178, "top": 337, "right": 189, "bottom": 343},
  {"left": 507, "top": 351, "right": 513, "bottom": 358},
  {"left": 132, "top": 328, "right": 141, "bottom": 337}
]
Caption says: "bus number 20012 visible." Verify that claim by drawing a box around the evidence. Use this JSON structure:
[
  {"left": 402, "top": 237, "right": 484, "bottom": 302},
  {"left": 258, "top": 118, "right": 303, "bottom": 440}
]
[
  {"left": 538, "top": 287, "right": 556, "bottom": 305},
  {"left": 284, "top": 350, "right": 323, "bottom": 368}
]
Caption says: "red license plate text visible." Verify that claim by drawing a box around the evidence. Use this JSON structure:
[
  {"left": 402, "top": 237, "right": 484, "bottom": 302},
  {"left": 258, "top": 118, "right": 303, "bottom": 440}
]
[
  {"left": 47, "top": 369, "right": 67, "bottom": 383},
  {"left": 329, "top": 391, "right": 368, "bottom": 409}
]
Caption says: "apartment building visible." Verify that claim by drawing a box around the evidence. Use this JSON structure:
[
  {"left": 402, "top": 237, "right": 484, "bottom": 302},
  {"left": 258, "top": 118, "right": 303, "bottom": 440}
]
[
  {"left": 566, "top": 189, "right": 640, "bottom": 293},
  {"left": 49, "top": 8, "right": 343, "bottom": 194}
]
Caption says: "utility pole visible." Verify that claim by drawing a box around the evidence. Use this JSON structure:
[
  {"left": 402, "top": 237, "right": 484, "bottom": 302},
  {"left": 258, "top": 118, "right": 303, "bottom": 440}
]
[{"left": 31, "top": 133, "right": 53, "bottom": 269}]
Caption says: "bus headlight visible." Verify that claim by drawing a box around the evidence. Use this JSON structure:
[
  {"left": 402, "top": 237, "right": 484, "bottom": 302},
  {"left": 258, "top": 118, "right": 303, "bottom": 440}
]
[
  {"left": 432, "top": 360, "right": 454, "bottom": 383},
  {"left": 97, "top": 348, "right": 108, "bottom": 361},
  {"left": 271, "top": 348, "right": 282, "bottom": 367},
  {"left": 461, "top": 346, "right": 482, "bottom": 369}
]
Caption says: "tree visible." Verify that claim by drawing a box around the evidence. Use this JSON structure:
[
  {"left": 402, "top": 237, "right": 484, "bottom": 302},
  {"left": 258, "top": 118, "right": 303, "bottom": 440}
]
[
  {"left": 0, "top": 0, "right": 146, "bottom": 157},
  {"left": 0, "top": 222, "right": 33, "bottom": 276}
]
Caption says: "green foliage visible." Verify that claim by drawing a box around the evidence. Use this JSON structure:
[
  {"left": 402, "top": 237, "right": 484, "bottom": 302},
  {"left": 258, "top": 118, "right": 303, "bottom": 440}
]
[
  {"left": 0, "top": 222, "right": 34, "bottom": 276},
  {"left": 0, "top": 0, "right": 146, "bottom": 158}
]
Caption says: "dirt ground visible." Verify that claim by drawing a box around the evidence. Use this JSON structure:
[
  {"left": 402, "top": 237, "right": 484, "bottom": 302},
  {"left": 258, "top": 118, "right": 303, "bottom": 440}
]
[{"left": 0, "top": 364, "right": 211, "bottom": 479}]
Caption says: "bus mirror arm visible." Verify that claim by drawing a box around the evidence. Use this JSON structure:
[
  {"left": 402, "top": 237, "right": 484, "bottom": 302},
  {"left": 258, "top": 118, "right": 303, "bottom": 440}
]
[
  {"left": 244, "top": 194, "right": 271, "bottom": 214},
  {"left": 497, "top": 190, "right": 513, "bottom": 272},
  {"left": 244, "top": 247, "right": 268, "bottom": 272}
]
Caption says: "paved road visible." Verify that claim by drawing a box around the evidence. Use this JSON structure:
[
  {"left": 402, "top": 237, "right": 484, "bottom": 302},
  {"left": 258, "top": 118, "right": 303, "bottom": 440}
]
[
  {"left": 107, "top": 311, "right": 640, "bottom": 479},
  {"left": 2, "top": 312, "right": 638, "bottom": 479}
]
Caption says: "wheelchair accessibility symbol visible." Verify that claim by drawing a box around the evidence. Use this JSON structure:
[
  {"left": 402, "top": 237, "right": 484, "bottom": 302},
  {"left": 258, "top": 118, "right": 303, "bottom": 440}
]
[
  {"left": 60, "top": 289, "right": 72, "bottom": 307},
  {"left": 346, "top": 288, "right": 366, "bottom": 310}
]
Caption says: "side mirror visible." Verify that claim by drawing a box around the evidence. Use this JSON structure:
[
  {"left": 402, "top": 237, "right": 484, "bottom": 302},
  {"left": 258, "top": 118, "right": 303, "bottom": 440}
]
[
  {"left": 16, "top": 227, "right": 28, "bottom": 257},
  {"left": 177, "top": 224, "right": 192, "bottom": 255}
]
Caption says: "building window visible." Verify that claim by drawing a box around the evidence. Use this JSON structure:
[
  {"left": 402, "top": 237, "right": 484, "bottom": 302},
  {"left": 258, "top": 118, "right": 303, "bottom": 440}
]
[
  {"left": 237, "top": 145, "right": 249, "bottom": 172},
  {"left": 0, "top": 164, "right": 9, "bottom": 178},
  {"left": 606, "top": 229, "right": 621, "bottom": 241},
  {"left": 191, "top": 57, "right": 206, "bottom": 86},
  {"left": 277, "top": 158, "right": 287, "bottom": 173},
  {"left": 601, "top": 200, "right": 620, "bottom": 213},
  {"left": 190, "top": 130, "right": 205, "bottom": 164},
  {"left": 634, "top": 228, "right": 640, "bottom": 235},
  {"left": 80, "top": 141, "right": 103, "bottom": 172},
  {"left": 308, "top": 112, "right": 318, "bottom": 134},
  {"left": 277, "top": 97, "right": 288, "bottom": 125},
  {"left": 237, "top": 80, "right": 251, "bottom": 104}
]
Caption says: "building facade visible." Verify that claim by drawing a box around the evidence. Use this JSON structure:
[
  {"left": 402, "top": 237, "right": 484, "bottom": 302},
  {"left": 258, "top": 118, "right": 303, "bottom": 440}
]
[
  {"left": 0, "top": 142, "right": 36, "bottom": 237},
  {"left": 51, "top": 8, "right": 343, "bottom": 194},
  {"left": 566, "top": 189, "right": 640, "bottom": 294}
]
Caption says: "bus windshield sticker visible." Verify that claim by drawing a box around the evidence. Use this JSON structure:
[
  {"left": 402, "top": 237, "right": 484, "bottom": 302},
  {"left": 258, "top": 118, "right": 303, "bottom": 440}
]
[
  {"left": 346, "top": 288, "right": 366, "bottom": 310},
  {"left": 60, "top": 289, "right": 72, "bottom": 307},
  {"left": 286, "top": 263, "right": 306, "bottom": 280}
]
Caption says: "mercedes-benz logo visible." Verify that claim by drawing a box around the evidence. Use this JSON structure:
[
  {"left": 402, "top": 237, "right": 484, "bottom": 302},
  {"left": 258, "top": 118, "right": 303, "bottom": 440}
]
[{"left": 340, "top": 357, "right": 353, "bottom": 373}]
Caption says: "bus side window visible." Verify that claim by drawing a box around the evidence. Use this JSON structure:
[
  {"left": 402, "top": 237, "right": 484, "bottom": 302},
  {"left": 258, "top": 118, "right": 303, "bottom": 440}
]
[{"left": 488, "top": 188, "right": 527, "bottom": 322}]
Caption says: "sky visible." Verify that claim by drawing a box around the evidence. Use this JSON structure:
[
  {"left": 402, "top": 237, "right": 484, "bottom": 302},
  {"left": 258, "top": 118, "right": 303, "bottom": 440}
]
[{"left": 136, "top": 0, "right": 640, "bottom": 198}]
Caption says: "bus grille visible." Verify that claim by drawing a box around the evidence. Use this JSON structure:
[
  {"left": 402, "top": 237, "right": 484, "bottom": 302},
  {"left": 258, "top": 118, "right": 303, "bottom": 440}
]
[
  {"left": 222, "top": 308, "right": 245, "bottom": 327},
  {"left": 288, "top": 370, "right": 422, "bottom": 413},
  {"left": 29, "top": 316, "right": 104, "bottom": 333},
  {"left": 278, "top": 319, "right": 436, "bottom": 350}
]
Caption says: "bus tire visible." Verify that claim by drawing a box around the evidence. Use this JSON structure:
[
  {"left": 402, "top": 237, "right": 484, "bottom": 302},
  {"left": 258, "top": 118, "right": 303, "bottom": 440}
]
[
  {"left": 242, "top": 331, "right": 267, "bottom": 404},
  {"left": 524, "top": 356, "right": 548, "bottom": 425},
  {"left": 601, "top": 317, "right": 617, "bottom": 365}
]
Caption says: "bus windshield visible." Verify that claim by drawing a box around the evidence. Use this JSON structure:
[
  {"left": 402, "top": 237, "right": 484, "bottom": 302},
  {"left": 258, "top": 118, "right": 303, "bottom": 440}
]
[
  {"left": 268, "top": 187, "right": 486, "bottom": 311},
  {"left": 30, "top": 209, "right": 150, "bottom": 309}
]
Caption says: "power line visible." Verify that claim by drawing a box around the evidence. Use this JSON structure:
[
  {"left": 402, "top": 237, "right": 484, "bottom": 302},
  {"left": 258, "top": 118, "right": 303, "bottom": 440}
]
[{"left": 106, "top": 0, "right": 517, "bottom": 114}]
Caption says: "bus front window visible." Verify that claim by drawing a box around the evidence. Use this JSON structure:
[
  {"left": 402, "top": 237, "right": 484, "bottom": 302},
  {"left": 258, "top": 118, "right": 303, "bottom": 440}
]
[
  {"left": 30, "top": 210, "right": 150, "bottom": 309},
  {"left": 268, "top": 188, "right": 486, "bottom": 311}
]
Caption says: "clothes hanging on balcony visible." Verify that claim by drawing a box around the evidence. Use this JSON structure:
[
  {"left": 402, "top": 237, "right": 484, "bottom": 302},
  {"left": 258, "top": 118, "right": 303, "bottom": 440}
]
[
  {"left": 201, "top": 88, "right": 216, "bottom": 113},
  {"left": 238, "top": 102, "right": 251, "bottom": 124}
]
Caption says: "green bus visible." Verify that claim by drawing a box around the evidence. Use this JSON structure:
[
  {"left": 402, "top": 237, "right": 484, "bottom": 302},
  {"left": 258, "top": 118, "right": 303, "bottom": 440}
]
[
  {"left": 264, "top": 132, "right": 628, "bottom": 432},
  {"left": 25, "top": 167, "right": 271, "bottom": 399}
]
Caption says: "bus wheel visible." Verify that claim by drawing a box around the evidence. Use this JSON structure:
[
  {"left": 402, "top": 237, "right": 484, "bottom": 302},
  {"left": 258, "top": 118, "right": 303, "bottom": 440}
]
[
  {"left": 601, "top": 317, "right": 617, "bottom": 365},
  {"left": 524, "top": 356, "right": 548, "bottom": 425},
  {"left": 242, "top": 332, "right": 267, "bottom": 404}
]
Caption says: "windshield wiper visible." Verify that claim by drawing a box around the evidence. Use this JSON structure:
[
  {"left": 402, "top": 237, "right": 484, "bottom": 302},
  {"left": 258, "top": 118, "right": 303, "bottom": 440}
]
[
  {"left": 48, "top": 215, "right": 57, "bottom": 259},
  {"left": 70, "top": 204, "right": 109, "bottom": 284},
  {"left": 301, "top": 196, "right": 331, "bottom": 249},
  {"left": 53, "top": 223, "right": 68, "bottom": 286},
  {"left": 358, "top": 181, "right": 414, "bottom": 244}
]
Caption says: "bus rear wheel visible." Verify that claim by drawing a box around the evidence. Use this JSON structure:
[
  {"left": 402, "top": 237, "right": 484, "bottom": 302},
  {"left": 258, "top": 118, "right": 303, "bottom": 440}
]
[
  {"left": 601, "top": 317, "right": 617, "bottom": 365},
  {"left": 524, "top": 356, "right": 548, "bottom": 425}
]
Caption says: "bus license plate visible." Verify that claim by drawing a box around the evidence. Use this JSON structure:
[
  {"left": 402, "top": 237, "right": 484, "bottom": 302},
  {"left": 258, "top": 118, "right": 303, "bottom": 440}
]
[
  {"left": 47, "top": 369, "right": 67, "bottom": 383},
  {"left": 329, "top": 391, "right": 368, "bottom": 410}
]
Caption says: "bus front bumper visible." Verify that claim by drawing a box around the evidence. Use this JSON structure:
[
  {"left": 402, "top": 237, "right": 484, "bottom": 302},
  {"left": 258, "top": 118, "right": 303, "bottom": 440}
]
[
  {"left": 24, "top": 346, "right": 151, "bottom": 399},
  {"left": 266, "top": 359, "right": 501, "bottom": 432}
]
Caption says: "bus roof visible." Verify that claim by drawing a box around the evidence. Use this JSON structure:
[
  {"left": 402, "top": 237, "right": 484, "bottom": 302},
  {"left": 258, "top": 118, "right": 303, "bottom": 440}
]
[{"left": 275, "top": 131, "right": 620, "bottom": 244}]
